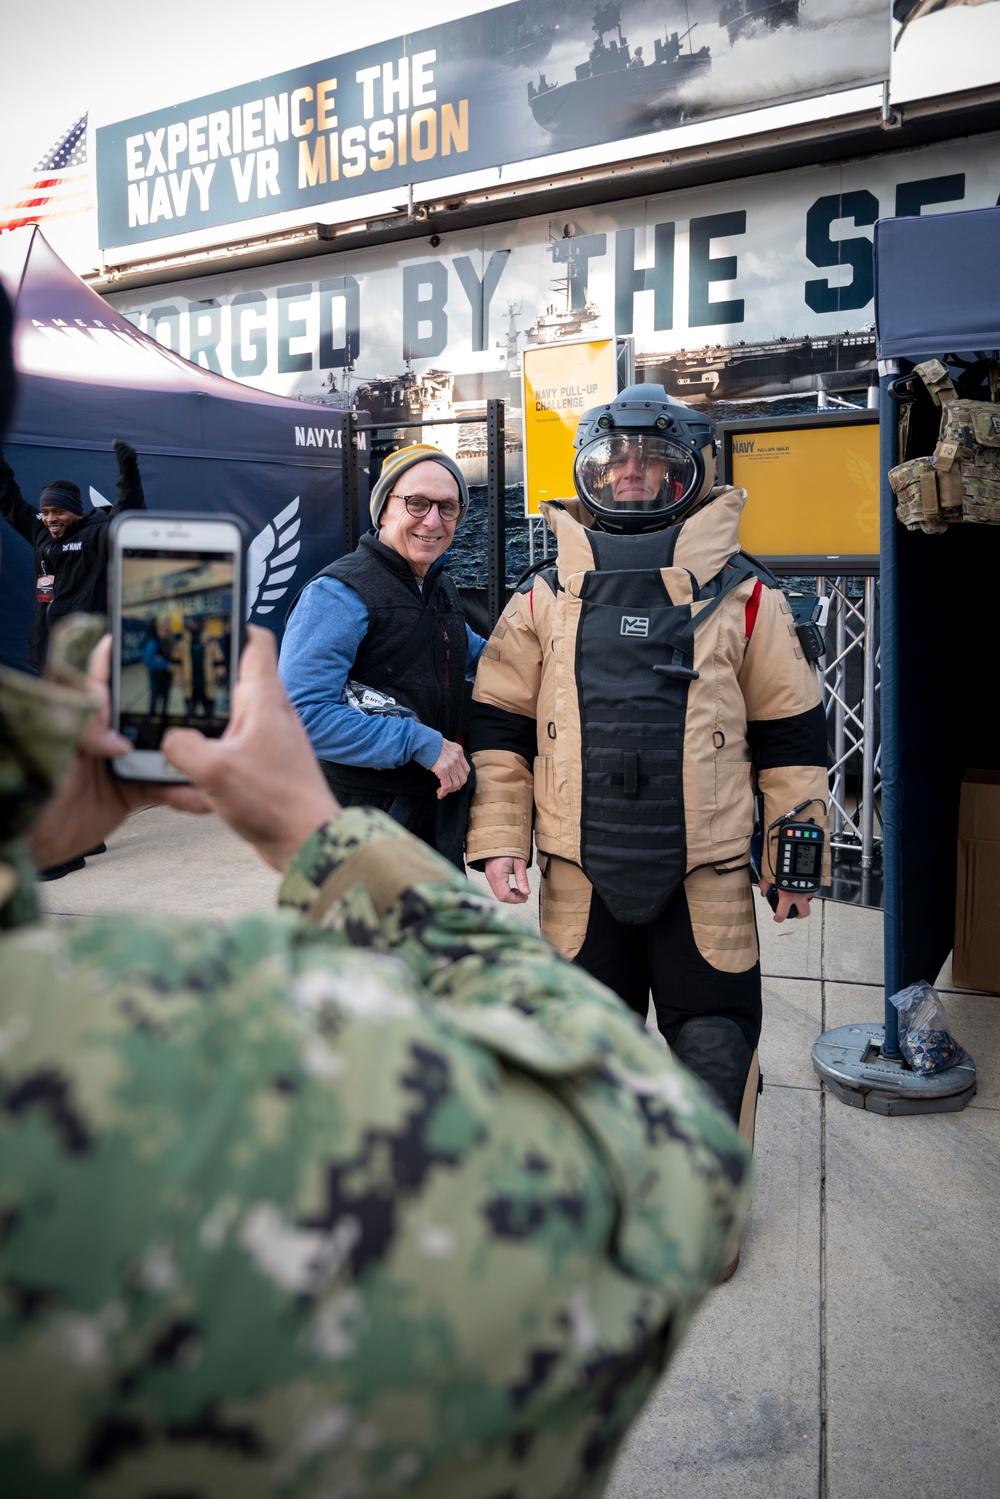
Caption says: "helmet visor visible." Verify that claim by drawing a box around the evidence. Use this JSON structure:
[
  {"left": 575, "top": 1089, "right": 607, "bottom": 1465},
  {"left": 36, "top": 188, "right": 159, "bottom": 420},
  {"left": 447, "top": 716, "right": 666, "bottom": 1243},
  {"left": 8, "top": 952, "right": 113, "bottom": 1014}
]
[{"left": 574, "top": 433, "right": 700, "bottom": 521}]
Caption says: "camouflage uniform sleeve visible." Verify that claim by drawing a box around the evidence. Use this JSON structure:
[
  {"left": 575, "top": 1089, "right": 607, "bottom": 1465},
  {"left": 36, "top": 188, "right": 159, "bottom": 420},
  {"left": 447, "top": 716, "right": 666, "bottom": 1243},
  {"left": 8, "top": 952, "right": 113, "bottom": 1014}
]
[
  {"left": 0, "top": 813, "right": 751, "bottom": 1497},
  {"left": 281, "top": 806, "right": 752, "bottom": 1290},
  {"left": 278, "top": 804, "right": 459, "bottom": 928}
]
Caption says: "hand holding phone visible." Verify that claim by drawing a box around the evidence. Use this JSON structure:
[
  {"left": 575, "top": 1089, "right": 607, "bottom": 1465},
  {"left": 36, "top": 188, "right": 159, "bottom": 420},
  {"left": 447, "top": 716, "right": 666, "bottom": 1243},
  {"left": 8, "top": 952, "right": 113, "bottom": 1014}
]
[
  {"left": 30, "top": 635, "right": 211, "bottom": 870},
  {"left": 161, "top": 627, "right": 339, "bottom": 871},
  {"left": 110, "top": 513, "right": 247, "bottom": 783},
  {"left": 32, "top": 628, "right": 338, "bottom": 876}
]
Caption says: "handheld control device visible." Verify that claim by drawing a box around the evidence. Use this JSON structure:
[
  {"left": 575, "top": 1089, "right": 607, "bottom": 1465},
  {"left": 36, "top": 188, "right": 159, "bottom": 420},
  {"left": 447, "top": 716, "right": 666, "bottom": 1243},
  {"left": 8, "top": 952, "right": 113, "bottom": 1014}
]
[
  {"left": 764, "top": 799, "right": 826, "bottom": 918},
  {"left": 774, "top": 820, "right": 825, "bottom": 891}
]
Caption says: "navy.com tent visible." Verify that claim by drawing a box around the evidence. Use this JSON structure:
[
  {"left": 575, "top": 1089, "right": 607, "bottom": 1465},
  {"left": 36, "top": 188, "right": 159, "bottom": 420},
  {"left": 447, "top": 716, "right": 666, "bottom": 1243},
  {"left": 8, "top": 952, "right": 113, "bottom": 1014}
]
[{"left": 0, "top": 227, "right": 351, "bottom": 672}]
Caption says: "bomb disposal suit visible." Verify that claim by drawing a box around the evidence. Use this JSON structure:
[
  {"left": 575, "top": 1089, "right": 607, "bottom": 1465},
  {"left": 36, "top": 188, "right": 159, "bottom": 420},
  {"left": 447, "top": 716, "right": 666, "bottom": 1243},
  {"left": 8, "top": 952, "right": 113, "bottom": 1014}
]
[{"left": 467, "top": 386, "right": 829, "bottom": 1134}]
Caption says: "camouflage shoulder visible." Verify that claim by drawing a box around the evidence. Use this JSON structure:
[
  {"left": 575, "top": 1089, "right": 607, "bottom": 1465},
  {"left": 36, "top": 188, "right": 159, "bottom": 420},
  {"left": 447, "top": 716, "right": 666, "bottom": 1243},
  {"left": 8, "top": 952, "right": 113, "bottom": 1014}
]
[{"left": 279, "top": 807, "right": 464, "bottom": 927}]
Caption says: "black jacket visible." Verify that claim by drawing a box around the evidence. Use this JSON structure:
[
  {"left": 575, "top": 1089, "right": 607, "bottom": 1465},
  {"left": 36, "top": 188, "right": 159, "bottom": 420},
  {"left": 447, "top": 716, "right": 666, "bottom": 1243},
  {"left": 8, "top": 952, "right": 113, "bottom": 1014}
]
[
  {"left": 0, "top": 447, "right": 146, "bottom": 671},
  {"left": 296, "top": 531, "right": 469, "bottom": 798}
]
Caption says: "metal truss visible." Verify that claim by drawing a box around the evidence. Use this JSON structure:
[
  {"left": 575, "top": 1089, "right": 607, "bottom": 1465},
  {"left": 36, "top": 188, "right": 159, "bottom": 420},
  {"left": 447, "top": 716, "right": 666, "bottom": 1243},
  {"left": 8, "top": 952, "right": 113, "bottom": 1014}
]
[{"left": 818, "top": 576, "right": 882, "bottom": 870}]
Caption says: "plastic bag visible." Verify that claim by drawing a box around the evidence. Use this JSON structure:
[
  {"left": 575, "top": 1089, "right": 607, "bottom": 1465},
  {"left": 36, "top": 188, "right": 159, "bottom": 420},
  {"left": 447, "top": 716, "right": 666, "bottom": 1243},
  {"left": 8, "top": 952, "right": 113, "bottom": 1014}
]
[
  {"left": 888, "top": 981, "right": 969, "bottom": 1075},
  {"left": 341, "top": 680, "right": 417, "bottom": 719}
]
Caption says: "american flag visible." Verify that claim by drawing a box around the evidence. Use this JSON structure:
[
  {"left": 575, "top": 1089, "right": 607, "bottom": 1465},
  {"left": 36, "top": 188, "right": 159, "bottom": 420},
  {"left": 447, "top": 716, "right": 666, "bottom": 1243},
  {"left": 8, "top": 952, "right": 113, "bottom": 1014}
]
[{"left": 0, "top": 114, "right": 92, "bottom": 233}]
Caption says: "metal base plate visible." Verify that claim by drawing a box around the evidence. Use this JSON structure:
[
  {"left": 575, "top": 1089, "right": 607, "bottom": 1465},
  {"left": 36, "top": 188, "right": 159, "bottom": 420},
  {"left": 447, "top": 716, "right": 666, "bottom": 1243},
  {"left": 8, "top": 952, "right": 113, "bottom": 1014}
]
[{"left": 812, "top": 1023, "right": 977, "bottom": 1115}]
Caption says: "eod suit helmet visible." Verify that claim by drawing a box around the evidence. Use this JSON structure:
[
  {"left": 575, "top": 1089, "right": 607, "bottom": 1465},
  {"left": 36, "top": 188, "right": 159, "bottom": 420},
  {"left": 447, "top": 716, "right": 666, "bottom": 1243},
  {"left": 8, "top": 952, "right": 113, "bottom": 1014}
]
[{"left": 573, "top": 383, "right": 718, "bottom": 534}]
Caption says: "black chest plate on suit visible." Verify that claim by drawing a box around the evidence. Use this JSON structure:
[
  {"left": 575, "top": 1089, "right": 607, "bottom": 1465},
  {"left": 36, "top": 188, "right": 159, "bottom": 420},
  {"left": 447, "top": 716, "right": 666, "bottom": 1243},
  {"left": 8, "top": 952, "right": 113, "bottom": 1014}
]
[{"left": 575, "top": 526, "right": 752, "bottom": 925}]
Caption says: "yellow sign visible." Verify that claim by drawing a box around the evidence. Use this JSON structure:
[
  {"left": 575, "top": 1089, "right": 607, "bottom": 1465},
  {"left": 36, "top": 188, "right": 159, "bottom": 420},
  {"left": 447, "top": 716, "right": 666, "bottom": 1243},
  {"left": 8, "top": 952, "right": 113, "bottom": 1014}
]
[
  {"left": 522, "top": 339, "right": 618, "bottom": 517},
  {"left": 733, "top": 420, "right": 880, "bottom": 562}
]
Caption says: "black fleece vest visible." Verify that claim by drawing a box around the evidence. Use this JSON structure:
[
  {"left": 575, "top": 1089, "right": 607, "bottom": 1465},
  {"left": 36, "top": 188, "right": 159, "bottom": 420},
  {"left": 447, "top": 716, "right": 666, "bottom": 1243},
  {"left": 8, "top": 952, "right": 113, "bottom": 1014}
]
[{"left": 297, "top": 533, "right": 468, "bottom": 797}]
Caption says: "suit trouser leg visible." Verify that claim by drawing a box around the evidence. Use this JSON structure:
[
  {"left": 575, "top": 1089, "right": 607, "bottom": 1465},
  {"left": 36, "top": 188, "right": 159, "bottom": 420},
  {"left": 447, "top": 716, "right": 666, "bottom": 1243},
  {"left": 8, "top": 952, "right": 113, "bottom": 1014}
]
[
  {"left": 539, "top": 857, "right": 762, "bottom": 1140},
  {"left": 646, "top": 865, "right": 762, "bottom": 1140}
]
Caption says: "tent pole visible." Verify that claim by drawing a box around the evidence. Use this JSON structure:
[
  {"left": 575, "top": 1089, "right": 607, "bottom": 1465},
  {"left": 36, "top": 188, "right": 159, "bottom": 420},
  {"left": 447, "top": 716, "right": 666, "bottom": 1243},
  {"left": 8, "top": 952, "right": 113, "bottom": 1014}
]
[
  {"left": 339, "top": 410, "right": 360, "bottom": 555},
  {"left": 486, "top": 399, "right": 506, "bottom": 629},
  {"left": 878, "top": 367, "right": 902, "bottom": 1058}
]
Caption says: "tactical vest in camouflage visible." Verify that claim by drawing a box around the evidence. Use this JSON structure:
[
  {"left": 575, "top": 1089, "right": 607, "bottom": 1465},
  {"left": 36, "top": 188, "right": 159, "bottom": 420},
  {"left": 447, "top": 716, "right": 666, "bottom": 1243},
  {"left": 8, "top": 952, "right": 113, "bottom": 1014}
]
[{"left": 890, "top": 360, "right": 1000, "bottom": 535}]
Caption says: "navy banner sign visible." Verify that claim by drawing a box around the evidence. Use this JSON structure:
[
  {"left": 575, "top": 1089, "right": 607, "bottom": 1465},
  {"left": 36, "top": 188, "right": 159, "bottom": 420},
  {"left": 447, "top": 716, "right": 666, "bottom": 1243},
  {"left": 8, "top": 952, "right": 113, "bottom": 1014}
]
[{"left": 96, "top": 0, "right": 889, "bottom": 250}]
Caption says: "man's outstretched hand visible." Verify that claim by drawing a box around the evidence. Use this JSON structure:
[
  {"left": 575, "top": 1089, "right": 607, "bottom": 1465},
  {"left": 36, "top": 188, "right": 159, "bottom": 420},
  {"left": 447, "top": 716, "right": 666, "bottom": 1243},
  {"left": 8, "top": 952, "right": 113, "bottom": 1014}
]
[{"left": 112, "top": 438, "right": 139, "bottom": 474}]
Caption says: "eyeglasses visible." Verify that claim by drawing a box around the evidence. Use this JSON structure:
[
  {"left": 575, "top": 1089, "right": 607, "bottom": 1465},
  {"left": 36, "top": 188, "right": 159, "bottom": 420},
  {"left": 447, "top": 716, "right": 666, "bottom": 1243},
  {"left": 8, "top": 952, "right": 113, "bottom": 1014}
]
[
  {"left": 606, "top": 437, "right": 665, "bottom": 468},
  {"left": 391, "top": 492, "right": 464, "bottom": 521}
]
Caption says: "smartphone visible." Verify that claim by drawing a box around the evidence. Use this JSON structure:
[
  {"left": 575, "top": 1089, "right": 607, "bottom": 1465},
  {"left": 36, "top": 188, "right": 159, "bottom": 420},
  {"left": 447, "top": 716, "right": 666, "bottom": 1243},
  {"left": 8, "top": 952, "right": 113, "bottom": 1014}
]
[{"left": 110, "top": 512, "right": 247, "bottom": 782}]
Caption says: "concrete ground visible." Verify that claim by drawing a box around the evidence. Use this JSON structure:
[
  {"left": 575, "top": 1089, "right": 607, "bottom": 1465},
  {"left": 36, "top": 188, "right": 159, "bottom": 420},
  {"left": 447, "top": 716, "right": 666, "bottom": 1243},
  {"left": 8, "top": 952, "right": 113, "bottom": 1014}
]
[{"left": 41, "top": 807, "right": 1000, "bottom": 1499}]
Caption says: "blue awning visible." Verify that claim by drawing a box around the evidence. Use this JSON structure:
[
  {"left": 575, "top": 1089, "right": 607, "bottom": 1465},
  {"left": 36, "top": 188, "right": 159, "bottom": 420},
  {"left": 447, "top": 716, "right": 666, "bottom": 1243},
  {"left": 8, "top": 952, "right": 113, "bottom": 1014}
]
[{"left": 874, "top": 205, "right": 1000, "bottom": 361}]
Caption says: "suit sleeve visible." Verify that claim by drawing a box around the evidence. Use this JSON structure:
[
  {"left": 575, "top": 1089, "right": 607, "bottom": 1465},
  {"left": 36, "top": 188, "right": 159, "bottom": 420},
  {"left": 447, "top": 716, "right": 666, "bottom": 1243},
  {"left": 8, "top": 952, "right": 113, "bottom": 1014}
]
[
  {"left": 0, "top": 449, "right": 42, "bottom": 546},
  {"left": 739, "top": 584, "right": 830, "bottom": 886},
  {"left": 465, "top": 586, "right": 543, "bottom": 869}
]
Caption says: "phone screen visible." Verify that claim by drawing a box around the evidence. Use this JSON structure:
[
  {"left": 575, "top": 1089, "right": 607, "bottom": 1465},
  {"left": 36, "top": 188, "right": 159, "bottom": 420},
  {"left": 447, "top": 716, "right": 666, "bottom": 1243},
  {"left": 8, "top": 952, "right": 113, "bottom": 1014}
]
[{"left": 118, "top": 547, "right": 235, "bottom": 750}]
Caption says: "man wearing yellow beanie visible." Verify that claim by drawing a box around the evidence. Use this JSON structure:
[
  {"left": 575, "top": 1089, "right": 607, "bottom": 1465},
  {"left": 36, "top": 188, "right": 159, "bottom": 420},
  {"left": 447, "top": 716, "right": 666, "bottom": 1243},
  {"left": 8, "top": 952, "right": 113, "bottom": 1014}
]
[{"left": 280, "top": 445, "right": 486, "bottom": 869}]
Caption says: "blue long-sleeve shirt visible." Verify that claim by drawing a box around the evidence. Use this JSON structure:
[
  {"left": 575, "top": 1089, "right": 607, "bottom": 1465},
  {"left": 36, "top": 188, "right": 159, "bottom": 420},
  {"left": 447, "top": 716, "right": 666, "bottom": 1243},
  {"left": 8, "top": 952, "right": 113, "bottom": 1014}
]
[
  {"left": 141, "top": 637, "right": 173, "bottom": 673},
  {"left": 279, "top": 575, "right": 487, "bottom": 770}
]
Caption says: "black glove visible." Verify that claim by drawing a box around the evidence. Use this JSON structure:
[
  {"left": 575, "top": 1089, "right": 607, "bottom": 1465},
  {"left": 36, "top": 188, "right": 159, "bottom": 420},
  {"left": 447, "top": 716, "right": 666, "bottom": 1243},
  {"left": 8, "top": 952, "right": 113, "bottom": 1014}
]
[
  {"left": 112, "top": 438, "right": 145, "bottom": 511},
  {"left": 113, "top": 438, "right": 138, "bottom": 475}
]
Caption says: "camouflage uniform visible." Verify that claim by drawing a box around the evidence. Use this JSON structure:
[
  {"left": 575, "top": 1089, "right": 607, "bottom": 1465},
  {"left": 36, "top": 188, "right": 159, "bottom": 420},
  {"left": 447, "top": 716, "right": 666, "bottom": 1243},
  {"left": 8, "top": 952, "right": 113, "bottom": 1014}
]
[{"left": 0, "top": 653, "right": 750, "bottom": 1499}]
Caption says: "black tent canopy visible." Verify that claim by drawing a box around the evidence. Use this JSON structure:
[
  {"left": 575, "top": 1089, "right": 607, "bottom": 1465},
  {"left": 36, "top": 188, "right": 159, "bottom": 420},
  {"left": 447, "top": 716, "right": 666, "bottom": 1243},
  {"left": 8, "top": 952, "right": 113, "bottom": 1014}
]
[
  {"left": 875, "top": 206, "right": 1000, "bottom": 1036},
  {"left": 0, "top": 227, "right": 349, "bottom": 672}
]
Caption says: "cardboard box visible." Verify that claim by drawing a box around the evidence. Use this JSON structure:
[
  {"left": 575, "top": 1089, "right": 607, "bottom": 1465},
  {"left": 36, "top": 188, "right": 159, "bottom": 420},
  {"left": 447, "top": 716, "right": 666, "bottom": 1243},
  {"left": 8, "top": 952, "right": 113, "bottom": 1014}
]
[{"left": 954, "top": 770, "right": 1000, "bottom": 993}]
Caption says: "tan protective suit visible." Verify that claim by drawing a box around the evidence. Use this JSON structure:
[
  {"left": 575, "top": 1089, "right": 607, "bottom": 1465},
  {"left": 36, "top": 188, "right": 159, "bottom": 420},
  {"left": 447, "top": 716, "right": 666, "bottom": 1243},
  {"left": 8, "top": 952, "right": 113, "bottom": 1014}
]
[
  {"left": 175, "top": 629, "right": 226, "bottom": 704},
  {"left": 467, "top": 489, "right": 830, "bottom": 1152},
  {"left": 468, "top": 489, "right": 829, "bottom": 906}
]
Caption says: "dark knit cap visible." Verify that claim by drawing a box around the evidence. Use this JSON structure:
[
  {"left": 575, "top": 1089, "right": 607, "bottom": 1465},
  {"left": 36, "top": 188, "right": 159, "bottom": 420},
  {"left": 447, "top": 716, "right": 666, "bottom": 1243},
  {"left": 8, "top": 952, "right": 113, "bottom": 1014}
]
[
  {"left": 39, "top": 480, "right": 83, "bottom": 517},
  {"left": 369, "top": 444, "right": 469, "bottom": 528}
]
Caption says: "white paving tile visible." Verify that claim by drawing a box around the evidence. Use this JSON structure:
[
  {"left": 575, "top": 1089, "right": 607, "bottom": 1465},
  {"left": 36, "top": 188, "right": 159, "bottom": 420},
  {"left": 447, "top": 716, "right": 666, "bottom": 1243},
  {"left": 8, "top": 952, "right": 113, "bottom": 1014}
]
[
  {"left": 761, "top": 976, "right": 824, "bottom": 1091},
  {"left": 821, "top": 897, "right": 884, "bottom": 985},
  {"left": 39, "top": 804, "right": 278, "bottom": 921},
  {"left": 825, "top": 1103, "right": 1000, "bottom": 1499},
  {"left": 606, "top": 1086, "right": 821, "bottom": 1499}
]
